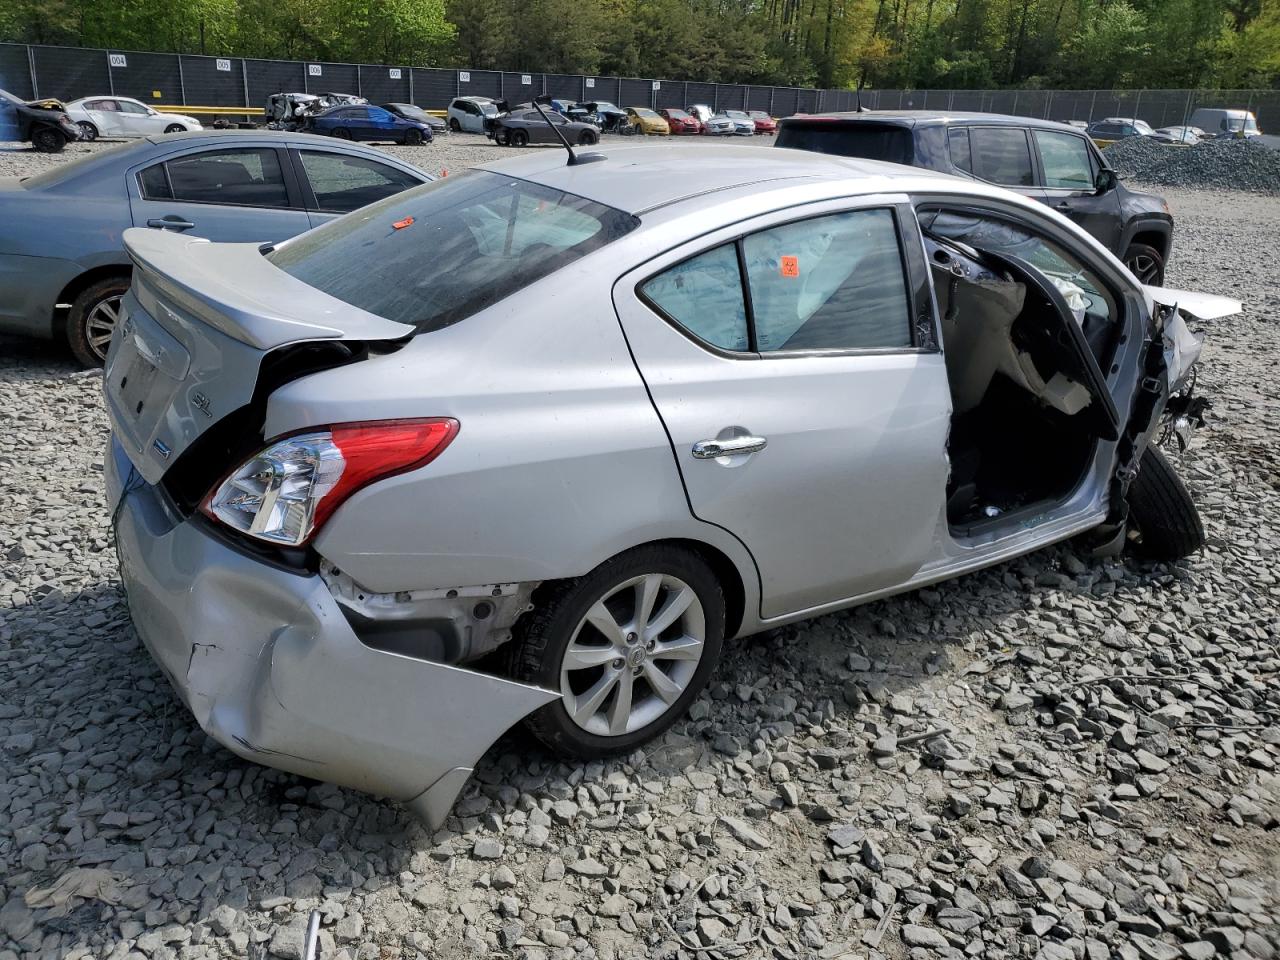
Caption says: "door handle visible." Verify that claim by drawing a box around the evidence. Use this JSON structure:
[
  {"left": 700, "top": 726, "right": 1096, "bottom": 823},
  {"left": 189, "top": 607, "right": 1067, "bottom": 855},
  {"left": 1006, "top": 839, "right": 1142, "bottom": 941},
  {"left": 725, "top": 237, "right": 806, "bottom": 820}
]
[
  {"left": 1053, "top": 201, "right": 1072, "bottom": 211},
  {"left": 692, "top": 436, "right": 767, "bottom": 459},
  {"left": 147, "top": 216, "right": 195, "bottom": 231}
]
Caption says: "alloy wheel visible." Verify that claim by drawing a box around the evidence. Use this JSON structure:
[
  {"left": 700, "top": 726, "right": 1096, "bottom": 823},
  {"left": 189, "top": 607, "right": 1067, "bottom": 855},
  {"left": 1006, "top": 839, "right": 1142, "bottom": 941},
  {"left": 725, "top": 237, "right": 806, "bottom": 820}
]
[
  {"left": 558, "top": 573, "right": 705, "bottom": 737},
  {"left": 1126, "top": 251, "right": 1161, "bottom": 284},
  {"left": 85, "top": 294, "right": 122, "bottom": 362},
  {"left": 77, "top": 121, "right": 98, "bottom": 141}
]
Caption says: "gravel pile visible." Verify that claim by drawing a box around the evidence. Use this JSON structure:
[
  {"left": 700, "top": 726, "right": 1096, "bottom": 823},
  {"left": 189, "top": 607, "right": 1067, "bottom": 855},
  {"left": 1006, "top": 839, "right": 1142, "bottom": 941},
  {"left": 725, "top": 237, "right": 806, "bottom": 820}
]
[
  {"left": 2, "top": 146, "right": 1279, "bottom": 960},
  {"left": 1104, "top": 136, "right": 1280, "bottom": 194}
]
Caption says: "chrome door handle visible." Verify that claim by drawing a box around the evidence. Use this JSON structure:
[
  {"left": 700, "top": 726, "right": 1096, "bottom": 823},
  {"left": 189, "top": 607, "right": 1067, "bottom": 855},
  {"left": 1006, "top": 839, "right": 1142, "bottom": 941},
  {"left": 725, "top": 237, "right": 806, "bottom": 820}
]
[
  {"left": 147, "top": 217, "right": 195, "bottom": 231},
  {"left": 692, "top": 436, "right": 767, "bottom": 459}
]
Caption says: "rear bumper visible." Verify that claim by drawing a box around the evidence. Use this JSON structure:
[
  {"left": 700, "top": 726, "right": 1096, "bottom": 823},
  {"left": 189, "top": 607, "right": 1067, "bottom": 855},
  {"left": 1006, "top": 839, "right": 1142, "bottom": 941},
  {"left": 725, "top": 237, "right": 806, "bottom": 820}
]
[{"left": 107, "top": 435, "right": 556, "bottom": 825}]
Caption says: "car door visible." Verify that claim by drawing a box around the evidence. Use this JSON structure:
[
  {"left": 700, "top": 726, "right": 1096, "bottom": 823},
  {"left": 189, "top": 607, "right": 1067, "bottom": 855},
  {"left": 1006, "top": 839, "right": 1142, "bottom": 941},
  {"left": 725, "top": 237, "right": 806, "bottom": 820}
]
[
  {"left": 129, "top": 145, "right": 310, "bottom": 242},
  {"left": 1033, "top": 129, "right": 1122, "bottom": 253},
  {"left": 293, "top": 149, "right": 426, "bottom": 226},
  {"left": 365, "top": 106, "right": 401, "bottom": 140},
  {"left": 118, "top": 100, "right": 161, "bottom": 136},
  {"left": 88, "top": 99, "right": 124, "bottom": 136},
  {"left": 613, "top": 197, "right": 951, "bottom": 619}
]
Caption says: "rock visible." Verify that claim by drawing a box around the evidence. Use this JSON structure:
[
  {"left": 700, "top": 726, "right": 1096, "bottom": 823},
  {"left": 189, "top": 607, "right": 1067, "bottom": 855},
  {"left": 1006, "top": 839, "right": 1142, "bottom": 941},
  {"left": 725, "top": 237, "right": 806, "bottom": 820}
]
[
  {"left": 472, "top": 838, "right": 503, "bottom": 859},
  {"left": 720, "top": 816, "right": 771, "bottom": 850},
  {"left": 901, "top": 924, "right": 949, "bottom": 949}
]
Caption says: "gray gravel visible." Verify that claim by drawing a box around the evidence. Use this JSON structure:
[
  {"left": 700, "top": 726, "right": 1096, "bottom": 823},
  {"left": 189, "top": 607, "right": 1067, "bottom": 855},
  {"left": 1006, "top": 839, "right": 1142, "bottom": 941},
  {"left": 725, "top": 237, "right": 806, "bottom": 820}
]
[
  {"left": 1104, "top": 136, "right": 1280, "bottom": 195},
  {"left": 2, "top": 140, "right": 1279, "bottom": 960}
]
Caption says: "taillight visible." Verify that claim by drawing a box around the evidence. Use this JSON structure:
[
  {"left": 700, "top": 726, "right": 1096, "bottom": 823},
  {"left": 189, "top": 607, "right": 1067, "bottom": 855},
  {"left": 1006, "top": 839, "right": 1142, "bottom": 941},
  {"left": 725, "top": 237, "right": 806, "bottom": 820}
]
[{"left": 201, "top": 419, "right": 458, "bottom": 546}]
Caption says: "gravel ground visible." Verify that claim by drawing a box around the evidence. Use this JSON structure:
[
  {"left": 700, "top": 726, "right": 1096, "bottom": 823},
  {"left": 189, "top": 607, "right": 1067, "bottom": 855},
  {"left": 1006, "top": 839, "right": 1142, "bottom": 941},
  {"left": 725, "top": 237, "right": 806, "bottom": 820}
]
[
  {"left": 1103, "top": 137, "right": 1280, "bottom": 195},
  {"left": 1, "top": 137, "right": 1278, "bottom": 960}
]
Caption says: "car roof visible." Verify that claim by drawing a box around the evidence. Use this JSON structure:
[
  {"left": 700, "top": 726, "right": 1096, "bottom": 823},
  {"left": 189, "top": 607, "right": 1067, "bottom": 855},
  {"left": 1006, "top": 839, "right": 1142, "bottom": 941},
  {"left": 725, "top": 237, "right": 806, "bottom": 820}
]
[
  {"left": 788, "top": 110, "right": 1086, "bottom": 134},
  {"left": 478, "top": 142, "right": 961, "bottom": 215}
]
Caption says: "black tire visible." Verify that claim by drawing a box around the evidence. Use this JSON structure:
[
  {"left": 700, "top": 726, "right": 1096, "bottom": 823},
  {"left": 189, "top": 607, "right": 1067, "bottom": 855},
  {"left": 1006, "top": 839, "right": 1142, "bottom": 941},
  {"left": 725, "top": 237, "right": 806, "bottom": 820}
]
[
  {"left": 510, "top": 129, "right": 529, "bottom": 147},
  {"left": 332, "top": 127, "right": 353, "bottom": 140},
  {"left": 403, "top": 127, "right": 424, "bottom": 146},
  {"left": 508, "top": 544, "right": 726, "bottom": 759},
  {"left": 163, "top": 124, "right": 185, "bottom": 134},
  {"left": 448, "top": 117, "right": 461, "bottom": 132},
  {"left": 31, "top": 127, "right": 66, "bottom": 153},
  {"left": 77, "top": 121, "right": 99, "bottom": 142},
  {"left": 578, "top": 130, "right": 598, "bottom": 145},
  {"left": 1126, "top": 444, "right": 1204, "bottom": 560},
  {"left": 67, "top": 275, "right": 131, "bottom": 368},
  {"left": 1124, "top": 242, "right": 1165, "bottom": 286}
]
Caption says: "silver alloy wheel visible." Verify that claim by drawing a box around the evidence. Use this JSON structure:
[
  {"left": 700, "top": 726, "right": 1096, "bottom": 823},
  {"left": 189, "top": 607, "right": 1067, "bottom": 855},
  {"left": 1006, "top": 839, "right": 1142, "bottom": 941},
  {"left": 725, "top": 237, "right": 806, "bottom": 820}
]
[
  {"left": 559, "top": 573, "right": 705, "bottom": 737},
  {"left": 85, "top": 294, "right": 122, "bottom": 361},
  {"left": 1126, "top": 251, "right": 1160, "bottom": 284}
]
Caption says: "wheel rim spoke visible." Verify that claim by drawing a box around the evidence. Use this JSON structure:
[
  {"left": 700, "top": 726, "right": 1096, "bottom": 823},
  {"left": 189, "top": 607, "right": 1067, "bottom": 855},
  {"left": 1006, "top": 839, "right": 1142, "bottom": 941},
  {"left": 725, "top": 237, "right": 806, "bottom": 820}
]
[
  {"left": 651, "top": 634, "right": 703, "bottom": 662},
  {"left": 645, "top": 586, "right": 695, "bottom": 639},
  {"left": 642, "top": 662, "right": 683, "bottom": 704},
  {"left": 571, "top": 669, "right": 620, "bottom": 724},
  {"left": 633, "top": 573, "right": 662, "bottom": 634},
  {"left": 607, "top": 670, "right": 634, "bottom": 735},
  {"left": 583, "top": 599, "right": 625, "bottom": 646},
  {"left": 563, "top": 642, "right": 620, "bottom": 670}
]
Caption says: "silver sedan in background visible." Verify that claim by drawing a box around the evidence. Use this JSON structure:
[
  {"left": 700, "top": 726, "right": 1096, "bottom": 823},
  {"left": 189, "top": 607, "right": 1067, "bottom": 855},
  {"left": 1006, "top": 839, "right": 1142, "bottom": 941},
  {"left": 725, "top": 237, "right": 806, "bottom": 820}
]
[{"left": 104, "top": 143, "right": 1235, "bottom": 825}]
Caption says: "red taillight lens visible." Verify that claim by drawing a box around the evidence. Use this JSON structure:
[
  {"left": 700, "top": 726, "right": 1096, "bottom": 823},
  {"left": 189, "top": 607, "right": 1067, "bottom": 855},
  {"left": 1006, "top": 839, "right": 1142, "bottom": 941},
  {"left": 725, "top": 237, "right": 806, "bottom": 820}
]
[{"left": 202, "top": 418, "right": 459, "bottom": 547}]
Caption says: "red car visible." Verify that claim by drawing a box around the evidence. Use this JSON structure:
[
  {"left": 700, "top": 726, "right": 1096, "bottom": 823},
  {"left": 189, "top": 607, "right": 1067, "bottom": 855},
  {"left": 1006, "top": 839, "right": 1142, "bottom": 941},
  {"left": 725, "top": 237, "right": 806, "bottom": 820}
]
[
  {"left": 659, "top": 108, "right": 703, "bottom": 135},
  {"left": 748, "top": 110, "right": 778, "bottom": 135}
]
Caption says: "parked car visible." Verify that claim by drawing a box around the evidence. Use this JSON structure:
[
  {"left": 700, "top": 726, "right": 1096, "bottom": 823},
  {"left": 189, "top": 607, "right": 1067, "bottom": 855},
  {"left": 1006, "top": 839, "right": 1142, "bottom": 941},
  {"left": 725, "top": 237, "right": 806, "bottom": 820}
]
[
  {"left": 65, "top": 96, "right": 201, "bottom": 141},
  {"left": 381, "top": 103, "right": 447, "bottom": 136},
  {"left": 658, "top": 108, "right": 702, "bottom": 134},
  {"left": 687, "top": 105, "right": 734, "bottom": 136},
  {"left": 1148, "top": 125, "right": 1205, "bottom": 145},
  {"left": 776, "top": 111, "right": 1174, "bottom": 285},
  {"left": 309, "top": 103, "right": 432, "bottom": 145},
  {"left": 103, "top": 143, "right": 1232, "bottom": 826},
  {"left": 447, "top": 96, "right": 501, "bottom": 133},
  {"left": 489, "top": 107, "right": 600, "bottom": 146},
  {"left": 719, "top": 110, "right": 756, "bottom": 136},
  {"left": 0, "top": 131, "right": 430, "bottom": 366},
  {"left": 265, "top": 92, "right": 366, "bottom": 131},
  {"left": 1086, "top": 117, "right": 1155, "bottom": 141},
  {"left": 747, "top": 110, "right": 778, "bottom": 134},
  {"left": 1188, "top": 107, "right": 1261, "bottom": 138},
  {"left": 0, "top": 89, "right": 81, "bottom": 152},
  {"left": 578, "top": 101, "right": 627, "bottom": 132},
  {"left": 624, "top": 107, "right": 669, "bottom": 135}
]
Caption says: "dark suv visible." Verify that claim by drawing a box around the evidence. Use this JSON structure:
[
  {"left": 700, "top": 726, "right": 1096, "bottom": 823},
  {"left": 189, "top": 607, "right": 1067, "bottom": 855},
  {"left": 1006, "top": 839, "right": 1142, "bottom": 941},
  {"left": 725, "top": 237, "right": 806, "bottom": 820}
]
[{"left": 776, "top": 111, "right": 1172, "bottom": 285}]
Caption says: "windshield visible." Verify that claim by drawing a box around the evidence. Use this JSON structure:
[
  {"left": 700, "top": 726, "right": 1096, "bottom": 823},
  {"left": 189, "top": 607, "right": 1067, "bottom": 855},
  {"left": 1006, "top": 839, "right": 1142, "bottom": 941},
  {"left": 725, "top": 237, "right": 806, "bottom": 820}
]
[
  {"left": 666, "top": 109, "right": 689, "bottom": 119},
  {"left": 268, "top": 170, "right": 639, "bottom": 334},
  {"left": 596, "top": 103, "right": 620, "bottom": 113},
  {"left": 1227, "top": 117, "right": 1259, "bottom": 132},
  {"left": 726, "top": 110, "right": 748, "bottom": 119},
  {"left": 1133, "top": 120, "right": 1154, "bottom": 135},
  {"left": 479, "top": 102, "right": 499, "bottom": 116},
  {"left": 634, "top": 108, "right": 658, "bottom": 118}
]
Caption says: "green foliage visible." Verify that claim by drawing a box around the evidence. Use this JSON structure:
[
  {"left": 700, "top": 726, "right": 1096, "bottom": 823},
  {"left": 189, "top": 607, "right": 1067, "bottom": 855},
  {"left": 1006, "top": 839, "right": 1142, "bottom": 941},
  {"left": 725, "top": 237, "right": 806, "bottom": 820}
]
[{"left": 1, "top": 0, "right": 1276, "bottom": 89}]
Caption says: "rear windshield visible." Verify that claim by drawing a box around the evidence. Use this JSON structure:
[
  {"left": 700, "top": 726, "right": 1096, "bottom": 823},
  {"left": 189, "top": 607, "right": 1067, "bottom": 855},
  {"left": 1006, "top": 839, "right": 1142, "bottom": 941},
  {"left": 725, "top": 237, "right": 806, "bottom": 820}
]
[
  {"left": 776, "top": 122, "right": 914, "bottom": 165},
  {"left": 267, "top": 169, "right": 639, "bottom": 333}
]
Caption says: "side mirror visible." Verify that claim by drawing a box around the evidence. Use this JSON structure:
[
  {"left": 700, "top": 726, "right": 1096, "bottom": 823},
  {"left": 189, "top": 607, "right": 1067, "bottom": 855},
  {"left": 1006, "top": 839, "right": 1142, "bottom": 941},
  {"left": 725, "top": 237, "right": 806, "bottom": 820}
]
[{"left": 1095, "top": 169, "right": 1117, "bottom": 194}]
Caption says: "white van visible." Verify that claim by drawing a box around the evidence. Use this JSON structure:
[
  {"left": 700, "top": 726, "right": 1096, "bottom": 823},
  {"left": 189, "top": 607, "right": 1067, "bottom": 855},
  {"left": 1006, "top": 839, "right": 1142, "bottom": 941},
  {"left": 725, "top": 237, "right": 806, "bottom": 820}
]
[{"left": 1189, "top": 107, "right": 1261, "bottom": 138}]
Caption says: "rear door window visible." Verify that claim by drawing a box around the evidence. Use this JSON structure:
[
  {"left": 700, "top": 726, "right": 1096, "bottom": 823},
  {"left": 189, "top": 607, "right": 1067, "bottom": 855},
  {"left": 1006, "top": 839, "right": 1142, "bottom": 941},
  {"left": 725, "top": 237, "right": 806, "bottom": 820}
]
[
  {"left": 165, "top": 147, "right": 290, "bottom": 208},
  {"left": 298, "top": 151, "right": 421, "bottom": 213},
  {"left": 968, "top": 127, "right": 1035, "bottom": 186},
  {"left": 1035, "top": 131, "right": 1094, "bottom": 189}
]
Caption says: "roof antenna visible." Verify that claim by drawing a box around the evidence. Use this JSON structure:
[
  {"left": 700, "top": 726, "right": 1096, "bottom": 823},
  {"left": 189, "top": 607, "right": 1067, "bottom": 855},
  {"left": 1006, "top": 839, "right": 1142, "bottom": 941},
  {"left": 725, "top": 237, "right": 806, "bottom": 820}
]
[{"left": 531, "top": 94, "right": 606, "bottom": 165}]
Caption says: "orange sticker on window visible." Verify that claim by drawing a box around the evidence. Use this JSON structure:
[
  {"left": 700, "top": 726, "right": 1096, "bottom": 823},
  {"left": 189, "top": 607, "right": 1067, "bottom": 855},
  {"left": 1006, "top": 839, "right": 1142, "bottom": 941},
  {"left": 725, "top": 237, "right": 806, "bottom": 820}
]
[{"left": 780, "top": 255, "right": 799, "bottom": 278}]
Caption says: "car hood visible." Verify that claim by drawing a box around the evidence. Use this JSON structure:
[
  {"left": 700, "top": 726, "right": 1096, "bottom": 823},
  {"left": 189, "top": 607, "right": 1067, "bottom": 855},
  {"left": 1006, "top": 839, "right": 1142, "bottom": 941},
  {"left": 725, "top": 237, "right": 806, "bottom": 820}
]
[
  {"left": 1144, "top": 285, "right": 1241, "bottom": 322},
  {"left": 26, "top": 97, "right": 66, "bottom": 111}
]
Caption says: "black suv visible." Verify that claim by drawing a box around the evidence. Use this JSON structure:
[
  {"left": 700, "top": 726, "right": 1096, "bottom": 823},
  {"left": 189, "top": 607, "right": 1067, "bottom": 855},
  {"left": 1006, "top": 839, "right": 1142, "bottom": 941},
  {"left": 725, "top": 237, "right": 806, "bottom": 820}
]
[{"left": 776, "top": 111, "right": 1172, "bottom": 285}]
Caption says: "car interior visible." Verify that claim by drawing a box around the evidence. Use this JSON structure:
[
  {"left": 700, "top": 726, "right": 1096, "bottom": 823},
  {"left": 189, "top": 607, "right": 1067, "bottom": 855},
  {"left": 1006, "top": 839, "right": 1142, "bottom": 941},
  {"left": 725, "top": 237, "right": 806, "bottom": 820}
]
[{"left": 918, "top": 207, "right": 1123, "bottom": 535}]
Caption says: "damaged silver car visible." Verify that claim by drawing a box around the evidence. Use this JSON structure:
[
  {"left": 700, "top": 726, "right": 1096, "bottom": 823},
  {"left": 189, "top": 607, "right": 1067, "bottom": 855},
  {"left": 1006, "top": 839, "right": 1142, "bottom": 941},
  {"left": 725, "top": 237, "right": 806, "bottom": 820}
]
[{"left": 103, "top": 144, "right": 1237, "bottom": 825}]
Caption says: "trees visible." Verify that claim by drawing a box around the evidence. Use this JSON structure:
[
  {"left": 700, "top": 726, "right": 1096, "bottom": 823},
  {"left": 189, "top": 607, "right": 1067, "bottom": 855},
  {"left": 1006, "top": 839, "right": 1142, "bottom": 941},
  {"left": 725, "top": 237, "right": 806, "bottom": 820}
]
[{"left": 1, "top": 0, "right": 1276, "bottom": 90}]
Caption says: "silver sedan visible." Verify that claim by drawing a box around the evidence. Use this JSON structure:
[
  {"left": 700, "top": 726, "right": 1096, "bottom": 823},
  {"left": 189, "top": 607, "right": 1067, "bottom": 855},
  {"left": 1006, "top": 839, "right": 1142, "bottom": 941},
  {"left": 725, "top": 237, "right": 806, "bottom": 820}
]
[{"left": 104, "top": 143, "right": 1236, "bottom": 825}]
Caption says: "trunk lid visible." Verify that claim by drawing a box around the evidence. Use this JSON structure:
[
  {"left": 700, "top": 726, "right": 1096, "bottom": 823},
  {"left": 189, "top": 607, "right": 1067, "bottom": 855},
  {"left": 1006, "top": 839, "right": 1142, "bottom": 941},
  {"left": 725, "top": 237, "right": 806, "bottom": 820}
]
[{"left": 105, "top": 227, "right": 413, "bottom": 485}]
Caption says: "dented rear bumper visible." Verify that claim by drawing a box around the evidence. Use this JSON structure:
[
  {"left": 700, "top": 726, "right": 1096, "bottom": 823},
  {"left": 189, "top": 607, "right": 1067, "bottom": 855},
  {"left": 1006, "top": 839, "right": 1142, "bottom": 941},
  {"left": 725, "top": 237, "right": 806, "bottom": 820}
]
[{"left": 106, "top": 435, "right": 556, "bottom": 825}]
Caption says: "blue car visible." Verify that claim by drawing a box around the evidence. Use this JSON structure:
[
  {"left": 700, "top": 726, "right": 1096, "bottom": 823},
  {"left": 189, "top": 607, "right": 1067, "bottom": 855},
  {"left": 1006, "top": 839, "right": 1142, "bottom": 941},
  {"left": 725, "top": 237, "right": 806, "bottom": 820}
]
[{"left": 309, "top": 103, "right": 433, "bottom": 145}]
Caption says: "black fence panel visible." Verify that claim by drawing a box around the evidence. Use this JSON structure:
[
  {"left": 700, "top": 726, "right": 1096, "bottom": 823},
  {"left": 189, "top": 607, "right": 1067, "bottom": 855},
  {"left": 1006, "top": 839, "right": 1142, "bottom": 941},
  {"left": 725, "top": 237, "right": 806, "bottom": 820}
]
[
  {"left": 747, "top": 86, "right": 772, "bottom": 112},
  {"left": 685, "top": 82, "right": 715, "bottom": 109},
  {"left": 771, "top": 88, "right": 798, "bottom": 117},
  {"left": 181, "top": 55, "right": 244, "bottom": 107},
  {"left": 357, "top": 65, "right": 409, "bottom": 105},
  {"left": 545, "top": 74, "right": 582, "bottom": 103},
  {"left": 584, "top": 76, "right": 619, "bottom": 104},
  {"left": 33, "top": 46, "right": 108, "bottom": 103},
  {"left": 794, "top": 88, "right": 819, "bottom": 113},
  {"left": 302, "top": 62, "right": 358, "bottom": 96},
  {"left": 501, "top": 71, "right": 539, "bottom": 101},
  {"left": 618, "top": 78, "right": 652, "bottom": 109},
  {"left": 103, "top": 51, "right": 181, "bottom": 104},
  {"left": 413, "top": 68, "right": 455, "bottom": 108},
  {"left": 0, "top": 43, "right": 34, "bottom": 99},
  {"left": 246, "top": 59, "right": 306, "bottom": 109},
  {"left": 458, "top": 69, "right": 500, "bottom": 100},
  {"left": 654, "top": 81, "right": 685, "bottom": 109}
]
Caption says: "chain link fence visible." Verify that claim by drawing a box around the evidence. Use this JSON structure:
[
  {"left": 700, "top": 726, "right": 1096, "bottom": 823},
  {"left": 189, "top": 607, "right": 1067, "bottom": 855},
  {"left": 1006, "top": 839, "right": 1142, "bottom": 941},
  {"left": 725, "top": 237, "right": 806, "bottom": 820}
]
[{"left": 1, "top": 42, "right": 1275, "bottom": 129}]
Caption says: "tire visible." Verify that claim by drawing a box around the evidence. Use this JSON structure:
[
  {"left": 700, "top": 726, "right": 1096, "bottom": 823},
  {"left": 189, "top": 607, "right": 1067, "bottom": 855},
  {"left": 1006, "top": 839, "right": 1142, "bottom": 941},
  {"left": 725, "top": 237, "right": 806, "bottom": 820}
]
[
  {"left": 510, "top": 130, "right": 529, "bottom": 147},
  {"left": 508, "top": 544, "right": 726, "bottom": 759},
  {"left": 31, "top": 127, "right": 66, "bottom": 153},
  {"left": 448, "top": 117, "right": 461, "bottom": 132},
  {"left": 1124, "top": 242, "right": 1165, "bottom": 286},
  {"left": 1126, "top": 444, "right": 1204, "bottom": 560},
  {"left": 403, "top": 128, "right": 424, "bottom": 146},
  {"left": 77, "top": 121, "right": 99, "bottom": 142},
  {"left": 67, "top": 275, "right": 131, "bottom": 368},
  {"left": 578, "top": 130, "right": 598, "bottom": 145},
  {"left": 163, "top": 124, "right": 185, "bottom": 134},
  {"left": 332, "top": 128, "right": 353, "bottom": 140}
]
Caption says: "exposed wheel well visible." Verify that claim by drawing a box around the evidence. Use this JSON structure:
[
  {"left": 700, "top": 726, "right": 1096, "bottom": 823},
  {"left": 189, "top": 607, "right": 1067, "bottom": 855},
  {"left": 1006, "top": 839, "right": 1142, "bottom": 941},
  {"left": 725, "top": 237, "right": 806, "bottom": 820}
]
[
  {"left": 53, "top": 265, "right": 132, "bottom": 340},
  {"left": 1128, "top": 229, "right": 1168, "bottom": 259}
]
